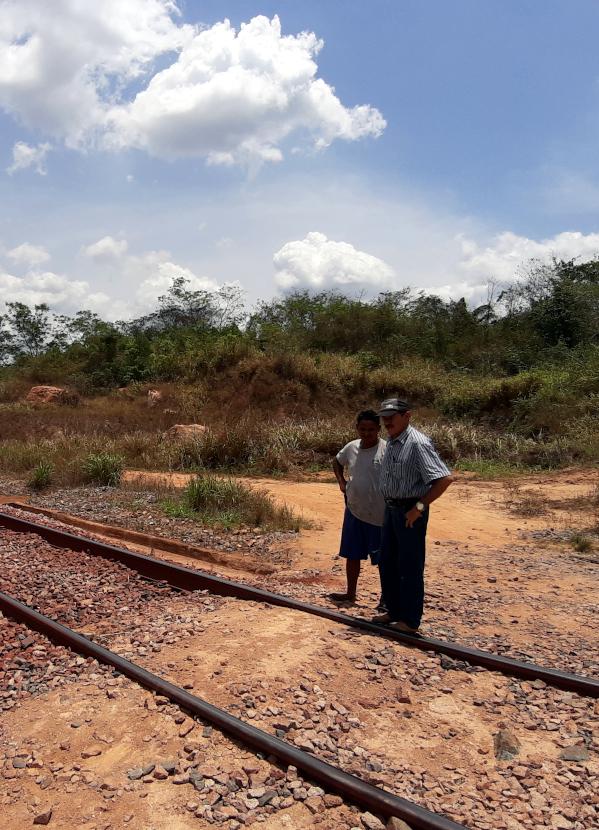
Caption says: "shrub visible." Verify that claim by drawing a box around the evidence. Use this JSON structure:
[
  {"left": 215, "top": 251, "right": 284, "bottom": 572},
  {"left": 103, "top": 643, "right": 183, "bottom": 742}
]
[
  {"left": 185, "top": 417, "right": 357, "bottom": 474},
  {"left": 196, "top": 422, "right": 257, "bottom": 469},
  {"left": 81, "top": 452, "right": 124, "bottom": 486},
  {"left": 27, "top": 460, "right": 54, "bottom": 491},
  {"left": 570, "top": 533, "right": 593, "bottom": 553},
  {"left": 183, "top": 473, "right": 306, "bottom": 530}
]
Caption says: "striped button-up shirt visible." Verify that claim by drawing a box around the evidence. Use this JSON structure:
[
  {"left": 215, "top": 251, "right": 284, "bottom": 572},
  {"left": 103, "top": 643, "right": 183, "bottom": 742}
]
[{"left": 380, "top": 426, "right": 451, "bottom": 499}]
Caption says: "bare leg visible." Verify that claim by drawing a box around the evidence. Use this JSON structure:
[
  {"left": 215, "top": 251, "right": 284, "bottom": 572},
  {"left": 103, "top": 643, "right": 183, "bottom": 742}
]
[
  {"left": 329, "top": 558, "right": 361, "bottom": 603},
  {"left": 345, "top": 558, "right": 361, "bottom": 600}
]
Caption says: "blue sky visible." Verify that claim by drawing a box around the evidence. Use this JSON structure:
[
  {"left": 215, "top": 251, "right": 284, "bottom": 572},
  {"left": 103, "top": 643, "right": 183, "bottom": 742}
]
[{"left": 1, "top": 0, "right": 599, "bottom": 318}]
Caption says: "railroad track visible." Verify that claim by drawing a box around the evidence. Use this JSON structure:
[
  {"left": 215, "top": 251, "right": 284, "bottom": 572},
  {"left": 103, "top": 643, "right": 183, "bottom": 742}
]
[
  {"left": 0, "top": 509, "right": 597, "bottom": 830},
  {"left": 0, "top": 590, "right": 464, "bottom": 830},
  {"left": 0, "top": 510, "right": 596, "bottom": 698}
]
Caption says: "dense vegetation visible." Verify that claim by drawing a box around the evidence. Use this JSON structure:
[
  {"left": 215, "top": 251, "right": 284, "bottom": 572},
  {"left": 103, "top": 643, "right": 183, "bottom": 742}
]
[{"left": 1, "top": 256, "right": 598, "bottom": 473}]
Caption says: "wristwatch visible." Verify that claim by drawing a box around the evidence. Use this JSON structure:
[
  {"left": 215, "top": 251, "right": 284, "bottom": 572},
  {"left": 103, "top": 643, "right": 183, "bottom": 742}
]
[{"left": 415, "top": 501, "right": 425, "bottom": 512}]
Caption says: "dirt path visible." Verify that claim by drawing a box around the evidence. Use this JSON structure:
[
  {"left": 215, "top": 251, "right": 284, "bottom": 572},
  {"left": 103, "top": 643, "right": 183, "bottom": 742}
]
[
  {"left": 123, "top": 468, "right": 598, "bottom": 566},
  {"left": 123, "top": 468, "right": 599, "bottom": 674}
]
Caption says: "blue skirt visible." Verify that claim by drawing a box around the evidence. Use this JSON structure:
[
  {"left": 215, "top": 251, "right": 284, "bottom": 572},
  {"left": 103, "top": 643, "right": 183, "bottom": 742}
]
[{"left": 339, "top": 508, "right": 382, "bottom": 561}]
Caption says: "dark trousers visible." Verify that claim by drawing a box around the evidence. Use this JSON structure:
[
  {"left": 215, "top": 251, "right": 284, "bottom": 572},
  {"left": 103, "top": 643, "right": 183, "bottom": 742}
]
[{"left": 379, "top": 503, "right": 429, "bottom": 629}]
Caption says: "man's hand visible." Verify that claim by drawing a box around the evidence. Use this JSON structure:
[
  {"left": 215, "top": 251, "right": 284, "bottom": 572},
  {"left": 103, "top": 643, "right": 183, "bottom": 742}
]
[
  {"left": 338, "top": 479, "right": 347, "bottom": 495},
  {"left": 405, "top": 506, "right": 422, "bottom": 528}
]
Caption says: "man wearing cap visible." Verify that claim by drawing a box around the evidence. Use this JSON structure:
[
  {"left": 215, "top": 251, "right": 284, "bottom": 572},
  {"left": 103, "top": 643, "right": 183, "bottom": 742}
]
[{"left": 374, "top": 397, "right": 454, "bottom": 633}]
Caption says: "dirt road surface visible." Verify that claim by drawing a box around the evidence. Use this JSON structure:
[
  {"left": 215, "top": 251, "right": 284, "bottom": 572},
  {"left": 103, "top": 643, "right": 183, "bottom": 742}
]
[
  {"left": 122, "top": 468, "right": 598, "bottom": 674},
  {"left": 1, "top": 468, "right": 597, "bottom": 829}
]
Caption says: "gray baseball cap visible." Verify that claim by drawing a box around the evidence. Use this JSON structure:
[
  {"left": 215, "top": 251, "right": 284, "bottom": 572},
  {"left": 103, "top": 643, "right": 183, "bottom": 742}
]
[{"left": 377, "top": 397, "right": 411, "bottom": 416}]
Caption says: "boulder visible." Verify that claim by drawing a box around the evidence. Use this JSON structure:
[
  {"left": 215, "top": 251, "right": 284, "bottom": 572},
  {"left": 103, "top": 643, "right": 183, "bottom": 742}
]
[
  {"left": 147, "top": 389, "right": 163, "bottom": 407},
  {"left": 25, "top": 386, "right": 78, "bottom": 406},
  {"left": 164, "top": 424, "right": 207, "bottom": 442}
]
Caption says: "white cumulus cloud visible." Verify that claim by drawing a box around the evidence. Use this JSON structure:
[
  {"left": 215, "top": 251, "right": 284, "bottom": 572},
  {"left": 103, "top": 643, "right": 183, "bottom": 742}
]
[
  {"left": 6, "top": 141, "right": 51, "bottom": 175},
  {"left": 274, "top": 232, "right": 395, "bottom": 294},
  {"left": 7, "top": 242, "right": 51, "bottom": 267},
  {"left": 0, "top": 0, "right": 191, "bottom": 147},
  {"left": 0, "top": 246, "right": 220, "bottom": 319},
  {"left": 83, "top": 235, "right": 129, "bottom": 260},
  {"left": 81, "top": 237, "right": 221, "bottom": 316},
  {"left": 105, "top": 15, "right": 385, "bottom": 165},
  {"left": 0, "top": 5, "right": 384, "bottom": 167},
  {"left": 1, "top": 233, "right": 222, "bottom": 319},
  {"left": 425, "top": 229, "right": 599, "bottom": 303},
  {"left": 0, "top": 268, "right": 111, "bottom": 313},
  {"left": 457, "top": 230, "right": 599, "bottom": 285},
  {"left": 130, "top": 250, "right": 220, "bottom": 309}
]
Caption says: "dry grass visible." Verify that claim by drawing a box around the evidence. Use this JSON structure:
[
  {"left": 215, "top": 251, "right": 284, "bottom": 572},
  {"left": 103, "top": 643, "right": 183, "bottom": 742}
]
[
  {"left": 0, "top": 379, "right": 596, "bottom": 486},
  {"left": 554, "top": 482, "right": 599, "bottom": 512},
  {"left": 1, "top": 416, "right": 592, "bottom": 488},
  {"left": 570, "top": 533, "right": 594, "bottom": 554},
  {"left": 0, "top": 395, "right": 177, "bottom": 441},
  {"left": 502, "top": 481, "right": 551, "bottom": 516}
]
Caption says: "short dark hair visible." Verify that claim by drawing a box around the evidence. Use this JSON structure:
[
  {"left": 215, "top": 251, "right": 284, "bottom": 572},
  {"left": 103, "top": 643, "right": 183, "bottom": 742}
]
[{"left": 356, "top": 409, "right": 380, "bottom": 426}]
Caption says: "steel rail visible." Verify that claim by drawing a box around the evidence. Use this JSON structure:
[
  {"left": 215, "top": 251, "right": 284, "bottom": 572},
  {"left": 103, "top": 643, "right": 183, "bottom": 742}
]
[
  {"left": 0, "top": 590, "right": 466, "bottom": 830},
  {"left": 4, "top": 501, "right": 274, "bottom": 574},
  {"left": 1, "top": 510, "right": 597, "bottom": 698}
]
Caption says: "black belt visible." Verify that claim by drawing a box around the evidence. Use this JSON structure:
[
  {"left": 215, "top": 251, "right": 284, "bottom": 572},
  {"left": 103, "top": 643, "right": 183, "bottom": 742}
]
[{"left": 384, "top": 497, "right": 420, "bottom": 508}]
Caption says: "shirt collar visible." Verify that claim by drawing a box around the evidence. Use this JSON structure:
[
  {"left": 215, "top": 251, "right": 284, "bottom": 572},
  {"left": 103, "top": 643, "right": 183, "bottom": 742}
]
[{"left": 390, "top": 425, "right": 412, "bottom": 446}]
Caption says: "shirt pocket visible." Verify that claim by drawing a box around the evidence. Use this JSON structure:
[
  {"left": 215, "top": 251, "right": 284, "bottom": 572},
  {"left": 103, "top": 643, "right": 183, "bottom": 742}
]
[{"left": 390, "top": 456, "right": 410, "bottom": 477}]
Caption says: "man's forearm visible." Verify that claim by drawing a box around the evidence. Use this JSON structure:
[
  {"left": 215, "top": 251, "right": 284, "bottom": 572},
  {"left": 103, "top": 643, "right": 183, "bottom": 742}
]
[
  {"left": 422, "top": 475, "right": 454, "bottom": 507},
  {"left": 332, "top": 459, "right": 346, "bottom": 490}
]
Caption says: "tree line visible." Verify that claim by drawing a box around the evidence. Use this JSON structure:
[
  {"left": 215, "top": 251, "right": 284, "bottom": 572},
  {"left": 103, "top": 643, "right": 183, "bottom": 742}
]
[{"left": 1, "top": 257, "right": 598, "bottom": 390}]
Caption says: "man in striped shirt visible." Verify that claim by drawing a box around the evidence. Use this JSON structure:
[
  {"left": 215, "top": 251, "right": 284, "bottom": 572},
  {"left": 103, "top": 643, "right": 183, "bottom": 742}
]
[{"left": 374, "top": 397, "right": 454, "bottom": 633}]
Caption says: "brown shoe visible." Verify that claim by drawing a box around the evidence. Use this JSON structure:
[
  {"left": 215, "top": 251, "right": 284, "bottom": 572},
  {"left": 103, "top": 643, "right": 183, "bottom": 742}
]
[
  {"left": 388, "top": 620, "right": 419, "bottom": 634},
  {"left": 372, "top": 612, "right": 391, "bottom": 624}
]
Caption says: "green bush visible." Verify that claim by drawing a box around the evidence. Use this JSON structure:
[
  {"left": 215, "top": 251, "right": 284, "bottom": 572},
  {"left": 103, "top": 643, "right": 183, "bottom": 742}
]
[
  {"left": 182, "top": 473, "right": 305, "bottom": 530},
  {"left": 27, "top": 460, "right": 54, "bottom": 491},
  {"left": 81, "top": 452, "right": 124, "bottom": 486}
]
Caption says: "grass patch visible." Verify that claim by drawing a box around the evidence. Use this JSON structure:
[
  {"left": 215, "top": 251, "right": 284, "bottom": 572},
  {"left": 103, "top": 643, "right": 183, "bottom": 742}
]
[
  {"left": 570, "top": 533, "right": 593, "bottom": 553},
  {"left": 81, "top": 452, "right": 124, "bottom": 487},
  {"left": 162, "top": 473, "right": 308, "bottom": 531},
  {"left": 502, "top": 481, "right": 550, "bottom": 516},
  {"left": 161, "top": 499, "right": 196, "bottom": 520},
  {"left": 27, "top": 460, "right": 54, "bottom": 491},
  {"left": 453, "top": 459, "right": 528, "bottom": 478}
]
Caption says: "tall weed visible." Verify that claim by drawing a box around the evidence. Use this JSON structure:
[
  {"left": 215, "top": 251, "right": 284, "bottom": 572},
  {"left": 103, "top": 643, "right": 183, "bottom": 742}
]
[
  {"left": 27, "top": 461, "right": 54, "bottom": 491},
  {"left": 81, "top": 453, "right": 124, "bottom": 486},
  {"left": 182, "top": 474, "right": 306, "bottom": 530}
]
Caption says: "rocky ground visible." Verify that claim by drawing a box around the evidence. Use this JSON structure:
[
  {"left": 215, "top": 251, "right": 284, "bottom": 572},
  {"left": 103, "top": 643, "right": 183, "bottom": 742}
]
[
  {"left": 0, "top": 480, "right": 296, "bottom": 568},
  {"left": 0, "top": 528, "right": 377, "bottom": 830},
  {"left": 1, "top": 617, "right": 369, "bottom": 830},
  {"left": 5, "top": 470, "right": 596, "bottom": 677},
  {"left": 0, "top": 509, "right": 597, "bottom": 830}
]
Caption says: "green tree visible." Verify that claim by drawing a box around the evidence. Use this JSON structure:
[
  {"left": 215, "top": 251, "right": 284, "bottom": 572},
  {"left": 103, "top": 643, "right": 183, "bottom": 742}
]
[
  {"left": 133, "top": 277, "right": 246, "bottom": 332},
  {"left": 4, "top": 302, "right": 52, "bottom": 357}
]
